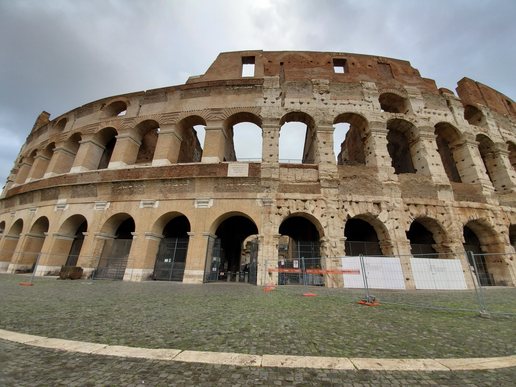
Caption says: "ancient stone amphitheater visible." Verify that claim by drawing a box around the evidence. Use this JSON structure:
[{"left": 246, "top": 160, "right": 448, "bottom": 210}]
[{"left": 1, "top": 50, "right": 515, "bottom": 288}]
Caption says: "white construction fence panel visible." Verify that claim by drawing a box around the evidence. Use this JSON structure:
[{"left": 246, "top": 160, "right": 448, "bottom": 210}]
[
  {"left": 341, "top": 256, "right": 406, "bottom": 289},
  {"left": 410, "top": 258, "right": 467, "bottom": 290}
]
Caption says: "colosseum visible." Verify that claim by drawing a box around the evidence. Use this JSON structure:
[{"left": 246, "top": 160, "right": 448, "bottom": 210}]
[{"left": 0, "top": 50, "right": 515, "bottom": 288}]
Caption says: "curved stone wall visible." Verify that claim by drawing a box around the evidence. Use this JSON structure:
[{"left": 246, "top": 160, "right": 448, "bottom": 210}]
[{"left": 0, "top": 50, "right": 515, "bottom": 287}]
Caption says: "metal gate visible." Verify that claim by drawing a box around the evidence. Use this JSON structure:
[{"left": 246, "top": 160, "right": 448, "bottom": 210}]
[
  {"left": 153, "top": 237, "right": 188, "bottom": 281},
  {"left": 95, "top": 239, "right": 132, "bottom": 280},
  {"left": 278, "top": 240, "right": 323, "bottom": 286},
  {"left": 204, "top": 236, "right": 223, "bottom": 282},
  {"left": 248, "top": 239, "right": 258, "bottom": 285}
]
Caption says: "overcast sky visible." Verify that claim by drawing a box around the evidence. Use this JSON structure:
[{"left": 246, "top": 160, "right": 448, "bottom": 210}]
[{"left": 0, "top": 0, "right": 514, "bottom": 186}]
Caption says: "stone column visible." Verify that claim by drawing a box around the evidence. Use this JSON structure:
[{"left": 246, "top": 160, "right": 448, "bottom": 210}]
[
  {"left": 108, "top": 133, "right": 141, "bottom": 169},
  {"left": 316, "top": 124, "right": 339, "bottom": 181},
  {"left": 14, "top": 157, "right": 33, "bottom": 185},
  {"left": 70, "top": 136, "right": 106, "bottom": 173},
  {"left": 364, "top": 122, "right": 396, "bottom": 181},
  {"left": 26, "top": 150, "right": 52, "bottom": 182},
  {"left": 34, "top": 232, "right": 69, "bottom": 276},
  {"left": 451, "top": 135, "right": 494, "bottom": 193},
  {"left": 8, "top": 232, "right": 46, "bottom": 273},
  {"left": 411, "top": 127, "right": 449, "bottom": 184},
  {"left": 261, "top": 119, "right": 280, "bottom": 180},
  {"left": 183, "top": 232, "right": 211, "bottom": 284},
  {"left": 44, "top": 142, "right": 78, "bottom": 177},
  {"left": 485, "top": 143, "right": 516, "bottom": 193},
  {"left": 201, "top": 121, "right": 226, "bottom": 163},
  {"left": 0, "top": 234, "right": 21, "bottom": 272},
  {"left": 151, "top": 124, "right": 183, "bottom": 166},
  {"left": 76, "top": 231, "right": 103, "bottom": 278}
]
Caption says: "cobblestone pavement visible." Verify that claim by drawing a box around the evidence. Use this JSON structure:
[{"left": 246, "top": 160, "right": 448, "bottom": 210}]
[
  {"left": 1, "top": 274, "right": 515, "bottom": 385},
  {"left": 2, "top": 340, "right": 515, "bottom": 386}
]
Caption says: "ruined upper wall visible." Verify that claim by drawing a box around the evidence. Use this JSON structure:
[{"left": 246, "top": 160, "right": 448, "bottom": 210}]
[
  {"left": 188, "top": 50, "right": 438, "bottom": 94},
  {"left": 457, "top": 77, "right": 515, "bottom": 118}
]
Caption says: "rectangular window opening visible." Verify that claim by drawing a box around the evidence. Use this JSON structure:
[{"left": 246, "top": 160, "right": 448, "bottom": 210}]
[
  {"left": 242, "top": 56, "right": 255, "bottom": 77},
  {"left": 333, "top": 58, "right": 347, "bottom": 74}
]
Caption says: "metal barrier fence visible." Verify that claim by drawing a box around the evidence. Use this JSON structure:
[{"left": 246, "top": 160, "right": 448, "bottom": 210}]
[{"left": 265, "top": 252, "right": 516, "bottom": 317}]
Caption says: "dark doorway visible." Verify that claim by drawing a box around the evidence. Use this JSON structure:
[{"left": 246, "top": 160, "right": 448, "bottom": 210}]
[
  {"left": 344, "top": 218, "right": 382, "bottom": 256},
  {"left": 153, "top": 216, "right": 190, "bottom": 281},
  {"left": 96, "top": 218, "right": 135, "bottom": 280},
  {"left": 206, "top": 215, "right": 258, "bottom": 282},
  {"left": 65, "top": 221, "right": 87, "bottom": 267},
  {"left": 463, "top": 226, "right": 493, "bottom": 286},
  {"left": 278, "top": 216, "right": 322, "bottom": 285},
  {"left": 407, "top": 221, "right": 437, "bottom": 257}
]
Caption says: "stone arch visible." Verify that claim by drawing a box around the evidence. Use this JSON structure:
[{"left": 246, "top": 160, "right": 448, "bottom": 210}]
[
  {"left": 406, "top": 217, "right": 451, "bottom": 257},
  {"left": 177, "top": 115, "right": 206, "bottom": 163},
  {"left": 279, "top": 111, "right": 317, "bottom": 164},
  {"left": 386, "top": 118, "right": 417, "bottom": 174},
  {"left": 135, "top": 119, "right": 159, "bottom": 164},
  {"left": 344, "top": 215, "right": 389, "bottom": 256},
  {"left": 17, "top": 216, "right": 49, "bottom": 272},
  {"left": 333, "top": 113, "right": 368, "bottom": 165},
  {"left": 476, "top": 134, "right": 497, "bottom": 186},
  {"left": 223, "top": 112, "right": 263, "bottom": 161},
  {"left": 52, "top": 214, "right": 88, "bottom": 267},
  {"left": 463, "top": 219, "right": 508, "bottom": 285},
  {"left": 464, "top": 105, "right": 486, "bottom": 126},
  {"left": 507, "top": 141, "right": 516, "bottom": 170},
  {"left": 95, "top": 213, "right": 135, "bottom": 280},
  {"left": 51, "top": 117, "right": 68, "bottom": 134},
  {"left": 2, "top": 219, "right": 24, "bottom": 270},
  {"left": 434, "top": 122, "right": 462, "bottom": 182},
  {"left": 207, "top": 212, "right": 259, "bottom": 279},
  {"left": 95, "top": 127, "right": 118, "bottom": 169},
  {"left": 379, "top": 92, "right": 410, "bottom": 113},
  {"left": 151, "top": 213, "right": 191, "bottom": 282},
  {"left": 28, "top": 142, "right": 55, "bottom": 180},
  {"left": 0, "top": 220, "right": 5, "bottom": 235},
  {"left": 102, "top": 100, "right": 128, "bottom": 118}
]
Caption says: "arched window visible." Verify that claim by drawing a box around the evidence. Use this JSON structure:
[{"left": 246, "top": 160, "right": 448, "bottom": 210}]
[
  {"left": 379, "top": 92, "right": 409, "bottom": 113},
  {"left": 177, "top": 116, "right": 206, "bottom": 163},
  {"left": 464, "top": 105, "right": 486, "bottom": 126},
  {"left": 96, "top": 128, "right": 118, "bottom": 170},
  {"left": 333, "top": 113, "right": 367, "bottom": 165},
  {"left": 279, "top": 112, "right": 316, "bottom": 164},
  {"left": 434, "top": 123, "right": 462, "bottom": 182},
  {"left": 135, "top": 120, "right": 160, "bottom": 165},
  {"left": 386, "top": 119, "right": 416, "bottom": 174},
  {"left": 103, "top": 101, "right": 128, "bottom": 118},
  {"left": 223, "top": 112, "right": 262, "bottom": 162}
]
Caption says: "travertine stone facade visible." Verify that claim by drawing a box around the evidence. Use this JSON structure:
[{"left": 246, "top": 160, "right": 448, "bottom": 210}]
[{"left": 0, "top": 50, "right": 515, "bottom": 287}]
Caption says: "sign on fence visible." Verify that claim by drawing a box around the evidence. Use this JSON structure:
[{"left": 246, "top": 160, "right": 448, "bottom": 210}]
[
  {"left": 341, "top": 256, "right": 405, "bottom": 289},
  {"left": 410, "top": 258, "right": 467, "bottom": 290}
]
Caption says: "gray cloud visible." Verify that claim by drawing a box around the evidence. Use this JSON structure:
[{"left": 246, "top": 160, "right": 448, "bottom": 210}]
[{"left": 0, "top": 0, "right": 514, "bottom": 186}]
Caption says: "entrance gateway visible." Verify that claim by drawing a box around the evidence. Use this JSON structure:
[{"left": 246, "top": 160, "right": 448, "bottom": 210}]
[{"left": 204, "top": 215, "right": 258, "bottom": 284}]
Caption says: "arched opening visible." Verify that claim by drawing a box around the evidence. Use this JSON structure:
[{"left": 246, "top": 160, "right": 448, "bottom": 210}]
[
  {"left": 224, "top": 112, "right": 263, "bottom": 162},
  {"left": 333, "top": 113, "right": 367, "bottom": 165},
  {"left": 103, "top": 100, "right": 128, "bottom": 118},
  {"left": 407, "top": 220, "right": 437, "bottom": 257},
  {"left": 278, "top": 215, "right": 322, "bottom": 285},
  {"left": 135, "top": 120, "right": 159, "bottom": 165},
  {"left": 153, "top": 215, "right": 190, "bottom": 281},
  {"left": 20, "top": 217, "right": 49, "bottom": 272},
  {"left": 510, "top": 224, "right": 516, "bottom": 250},
  {"left": 387, "top": 119, "right": 416, "bottom": 174},
  {"left": 30, "top": 143, "right": 54, "bottom": 180},
  {"left": 464, "top": 105, "right": 486, "bottom": 126},
  {"left": 507, "top": 141, "right": 516, "bottom": 170},
  {"left": 177, "top": 116, "right": 206, "bottom": 163},
  {"left": 379, "top": 92, "right": 409, "bottom": 113},
  {"left": 207, "top": 215, "right": 258, "bottom": 282},
  {"left": 64, "top": 220, "right": 88, "bottom": 267},
  {"left": 53, "top": 118, "right": 67, "bottom": 133},
  {"left": 344, "top": 218, "right": 383, "bottom": 256},
  {"left": 1, "top": 219, "right": 23, "bottom": 268},
  {"left": 96, "top": 215, "right": 135, "bottom": 280},
  {"left": 435, "top": 123, "right": 462, "bottom": 182},
  {"left": 463, "top": 220, "right": 508, "bottom": 286},
  {"left": 96, "top": 127, "right": 117, "bottom": 169},
  {"left": 476, "top": 134, "right": 497, "bottom": 186},
  {"left": 0, "top": 220, "right": 5, "bottom": 235},
  {"left": 279, "top": 112, "right": 316, "bottom": 164}
]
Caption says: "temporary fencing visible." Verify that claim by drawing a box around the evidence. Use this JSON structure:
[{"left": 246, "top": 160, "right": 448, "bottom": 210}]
[{"left": 265, "top": 252, "right": 516, "bottom": 317}]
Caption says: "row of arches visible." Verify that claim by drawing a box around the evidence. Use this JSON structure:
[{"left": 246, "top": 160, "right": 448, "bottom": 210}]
[
  {"left": 0, "top": 209, "right": 513, "bottom": 286},
  {"left": 11, "top": 110, "right": 516, "bottom": 193}
]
